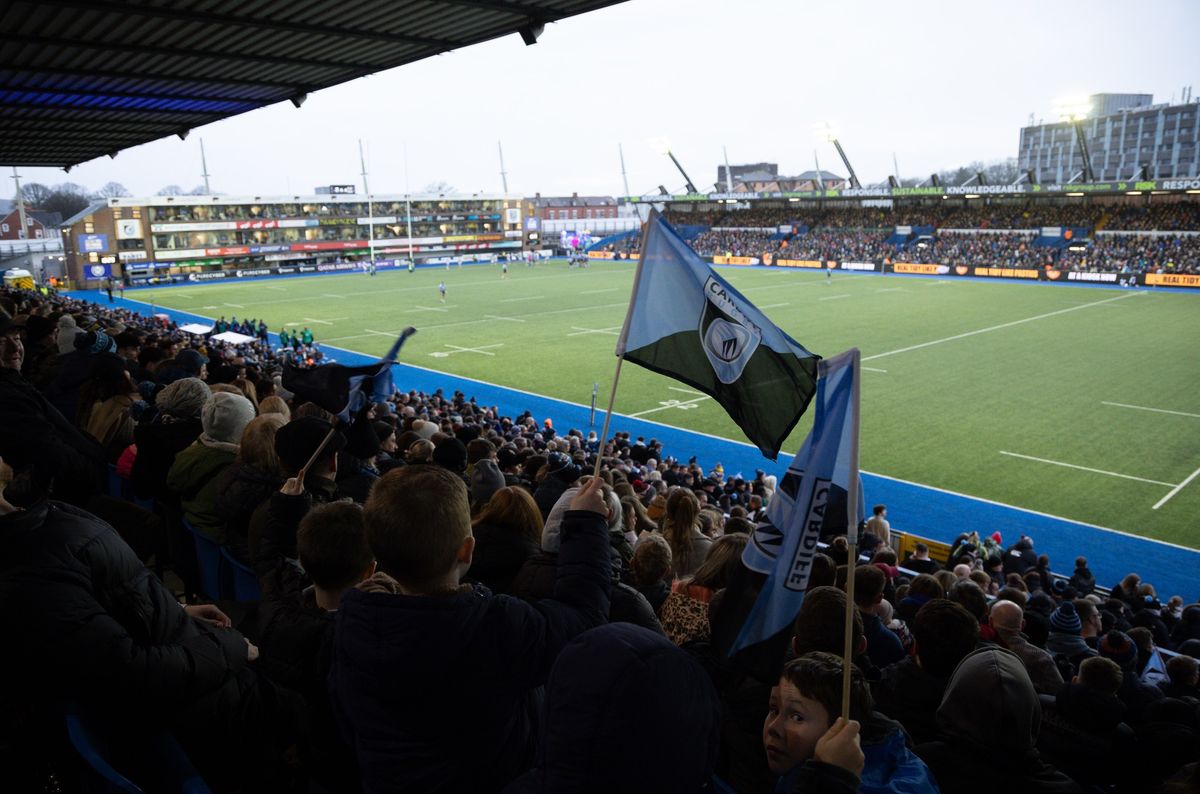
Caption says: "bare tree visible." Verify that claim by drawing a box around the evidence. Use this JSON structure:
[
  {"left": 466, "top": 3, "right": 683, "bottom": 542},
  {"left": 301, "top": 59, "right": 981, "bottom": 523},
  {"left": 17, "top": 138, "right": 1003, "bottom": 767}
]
[
  {"left": 20, "top": 182, "right": 54, "bottom": 207},
  {"left": 188, "top": 185, "right": 210, "bottom": 195},
  {"left": 40, "top": 183, "right": 92, "bottom": 219},
  {"left": 157, "top": 185, "right": 185, "bottom": 196},
  {"left": 421, "top": 181, "right": 456, "bottom": 196},
  {"left": 95, "top": 181, "right": 132, "bottom": 198}
]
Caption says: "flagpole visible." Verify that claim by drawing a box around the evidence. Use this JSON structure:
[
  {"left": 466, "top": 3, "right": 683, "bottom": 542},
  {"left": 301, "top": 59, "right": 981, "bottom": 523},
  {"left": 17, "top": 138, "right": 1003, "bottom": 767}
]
[
  {"left": 840, "top": 348, "right": 862, "bottom": 721},
  {"left": 594, "top": 212, "right": 653, "bottom": 478},
  {"left": 592, "top": 356, "right": 624, "bottom": 477},
  {"left": 299, "top": 426, "right": 338, "bottom": 482}
]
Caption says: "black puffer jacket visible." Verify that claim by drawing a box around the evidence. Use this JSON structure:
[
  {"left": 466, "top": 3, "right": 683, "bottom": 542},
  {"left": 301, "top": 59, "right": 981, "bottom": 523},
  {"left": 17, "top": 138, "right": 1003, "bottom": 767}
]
[
  {"left": 131, "top": 414, "right": 203, "bottom": 502},
  {"left": 0, "top": 501, "right": 249, "bottom": 714},
  {"left": 214, "top": 461, "right": 281, "bottom": 555},
  {"left": 1037, "top": 683, "right": 1134, "bottom": 790},
  {"left": 511, "top": 551, "right": 664, "bottom": 636},
  {"left": 467, "top": 521, "right": 539, "bottom": 595}
]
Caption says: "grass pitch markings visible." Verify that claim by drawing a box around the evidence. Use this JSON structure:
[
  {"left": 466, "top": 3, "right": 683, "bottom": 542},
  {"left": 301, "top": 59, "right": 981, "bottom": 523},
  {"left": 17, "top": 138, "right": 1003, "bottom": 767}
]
[
  {"left": 581, "top": 288, "right": 619, "bottom": 295},
  {"left": 499, "top": 295, "right": 544, "bottom": 303},
  {"left": 998, "top": 451, "right": 1177, "bottom": 487},
  {"left": 1153, "top": 466, "right": 1200, "bottom": 510},
  {"left": 1101, "top": 401, "right": 1200, "bottom": 420},
  {"left": 819, "top": 294, "right": 850, "bottom": 301},
  {"left": 629, "top": 395, "right": 712, "bottom": 418},
  {"left": 567, "top": 326, "right": 621, "bottom": 337},
  {"left": 863, "top": 291, "right": 1141, "bottom": 362}
]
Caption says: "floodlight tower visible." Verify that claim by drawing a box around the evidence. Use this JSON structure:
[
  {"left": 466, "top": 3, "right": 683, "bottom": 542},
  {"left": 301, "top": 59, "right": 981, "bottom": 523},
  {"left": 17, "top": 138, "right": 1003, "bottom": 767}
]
[
  {"left": 1055, "top": 97, "right": 1096, "bottom": 183},
  {"left": 815, "top": 122, "right": 861, "bottom": 189},
  {"left": 649, "top": 137, "right": 699, "bottom": 194}
]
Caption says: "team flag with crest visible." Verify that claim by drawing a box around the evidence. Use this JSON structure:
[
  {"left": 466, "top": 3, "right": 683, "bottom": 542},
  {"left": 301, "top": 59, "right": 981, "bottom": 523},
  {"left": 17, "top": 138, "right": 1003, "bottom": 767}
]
[
  {"left": 614, "top": 212, "right": 820, "bottom": 459},
  {"left": 282, "top": 327, "right": 416, "bottom": 423},
  {"left": 731, "top": 348, "right": 864, "bottom": 655}
]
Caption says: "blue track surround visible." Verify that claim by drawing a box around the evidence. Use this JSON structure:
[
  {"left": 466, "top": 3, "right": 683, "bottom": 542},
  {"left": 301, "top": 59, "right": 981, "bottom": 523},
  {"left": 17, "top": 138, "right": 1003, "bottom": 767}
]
[{"left": 67, "top": 272, "right": 1200, "bottom": 600}]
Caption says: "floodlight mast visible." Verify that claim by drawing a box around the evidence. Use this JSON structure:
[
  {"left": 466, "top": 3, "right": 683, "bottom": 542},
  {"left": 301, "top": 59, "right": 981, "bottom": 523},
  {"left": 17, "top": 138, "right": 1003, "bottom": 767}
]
[
  {"left": 358, "top": 139, "right": 376, "bottom": 270},
  {"left": 816, "top": 123, "right": 861, "bottom": 189},
  {"left": 1055, "top": 98, "right": 1096, "bottom": 183},
  {"left": 665, "top": 149, "right": 699, "bottom": 194}
]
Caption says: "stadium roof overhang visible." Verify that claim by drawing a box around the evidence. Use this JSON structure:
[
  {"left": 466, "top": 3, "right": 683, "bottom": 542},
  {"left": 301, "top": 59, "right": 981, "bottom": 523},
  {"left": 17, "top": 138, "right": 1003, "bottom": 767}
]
[{"left": 0, "top": 0, "right": 626, "bottom": 168}]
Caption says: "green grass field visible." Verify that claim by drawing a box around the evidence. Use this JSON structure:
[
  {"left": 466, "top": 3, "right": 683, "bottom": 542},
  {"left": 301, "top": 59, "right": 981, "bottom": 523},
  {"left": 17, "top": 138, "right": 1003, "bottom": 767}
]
[{"left": 131, "top": 261, "right": 1200, "bottom": 548}]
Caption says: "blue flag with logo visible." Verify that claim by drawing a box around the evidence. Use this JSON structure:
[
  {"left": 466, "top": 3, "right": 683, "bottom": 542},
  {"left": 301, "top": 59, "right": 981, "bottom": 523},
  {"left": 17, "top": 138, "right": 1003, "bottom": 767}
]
[
  {"left": 731, "top": 348, "right": 863, "bottom": 655},
  {"left": 615, "top": 211, "right": 819, "bottom": 459}
]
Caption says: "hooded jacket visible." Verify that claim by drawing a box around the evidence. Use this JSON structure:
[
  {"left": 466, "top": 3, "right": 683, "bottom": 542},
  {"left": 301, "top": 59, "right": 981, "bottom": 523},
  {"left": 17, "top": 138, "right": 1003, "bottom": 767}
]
[
  {"left": 871, "top": 657, "right": 948, "bottom": 746},
  {"left": 914, "top": 648, "right": 1083, "bottom": 793},
  {"left": 214, "top": 461, "right": 282, "bottom": 555},
  {"left": 1037, "top": 683, "right": 1134, "bottom": 789},
  {"left": 131, "top": 414, "right": 203, "bottom": 502},
  {"left": 330, "top": 509, "right": 612, "bottom": 793},
  {"left": 503, "top": 624, "right": 721, "bottom": 794}
]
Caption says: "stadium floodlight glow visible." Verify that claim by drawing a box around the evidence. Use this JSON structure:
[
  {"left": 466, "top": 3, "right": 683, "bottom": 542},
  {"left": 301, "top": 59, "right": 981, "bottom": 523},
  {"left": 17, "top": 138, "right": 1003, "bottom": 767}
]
[
  {"left": 1187, "top": 189, "right": 1200, "bottom": 194},
  {"left": 964, "top": 194, "right": 981, "bottom": 199},
  {"left": 812, "top": 121, "right": 861, "bottom": 189},
  {"left": 1126, "top": 191, "right": 1143, "bottom": 195},
  {"left": 1053, "top": 96, "right": 1092, "bottom": 122},
  {"left": 812, "top": 122, "right": 838, "bottom": 142},
  {"left": 1066, "top": 192, "right": 1085, "bottom": 197}
]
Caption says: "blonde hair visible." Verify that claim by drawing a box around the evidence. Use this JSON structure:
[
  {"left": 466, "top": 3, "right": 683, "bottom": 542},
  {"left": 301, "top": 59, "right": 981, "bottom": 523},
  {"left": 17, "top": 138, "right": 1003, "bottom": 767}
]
[
  {"left": 473, "top": 487, "right": 543, "bottom": 545},
  {"left": 232, "top": 377, "right": 259, "bottom": 409},
  {"left": 663, "top": 488, "right": 701, "bottom": 576},
  {"left": 236, "top": 414, "right": 285, "bottom": 475},
  {"left": 407, "top": 439, "right": 434, "bottom": 463},
  {"left": 258, "top": 395, "right": 291, "bottom": 421}
]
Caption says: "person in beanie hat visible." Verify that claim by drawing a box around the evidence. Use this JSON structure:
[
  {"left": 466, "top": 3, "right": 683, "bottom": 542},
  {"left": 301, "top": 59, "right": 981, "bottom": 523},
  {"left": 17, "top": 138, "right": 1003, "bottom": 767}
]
[
  {"left": 1098, "top": 630, "right": 1164, "bottom": 722},
  {"left": 44, "top": 328, "right": 118, "bottom": 422},
  {"left": 470, "top": 458, "right": 505, "bottom": 509},
  {"left": 1046, "top": 600, "right": 1097, "bottom": 665},
  {"left": 130, "top": 377, "right": 211, "bottom": 502},
  {"left": 432, "top": 437, "right": 468, "bottom": 477},
  {"left": 166, "top": 393, "right": 255, "bottom": 543},
  {"left": 533, "top": 451, "right": 581, "bottom": 519}
]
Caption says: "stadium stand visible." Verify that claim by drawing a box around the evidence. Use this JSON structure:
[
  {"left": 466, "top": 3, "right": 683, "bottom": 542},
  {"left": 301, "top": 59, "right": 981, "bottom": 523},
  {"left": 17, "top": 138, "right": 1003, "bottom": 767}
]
[{"left": 1, "top": 281, "right": 1197, "bottom": 792}]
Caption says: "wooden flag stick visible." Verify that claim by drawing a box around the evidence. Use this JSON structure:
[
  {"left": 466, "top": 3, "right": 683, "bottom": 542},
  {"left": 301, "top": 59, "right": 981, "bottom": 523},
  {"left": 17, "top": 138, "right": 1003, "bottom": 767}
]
[
  {"left": 841, "top": 539, "right": 858, "bottom": 720},
  {"left": 298, "top": 426, "right": 338, "bottom": 482},
  {"left": 840, "top": 348, "right": 863, "bottom": 721},
  {"left": 592, "top": 355, "right": 625, "bottom": 477}
]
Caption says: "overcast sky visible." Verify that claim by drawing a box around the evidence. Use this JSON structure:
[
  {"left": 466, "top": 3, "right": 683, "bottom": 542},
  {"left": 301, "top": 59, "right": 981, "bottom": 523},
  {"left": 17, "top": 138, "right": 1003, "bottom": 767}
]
[{"left": 15, "top": 0, "right": 1200, "bottom": 199}]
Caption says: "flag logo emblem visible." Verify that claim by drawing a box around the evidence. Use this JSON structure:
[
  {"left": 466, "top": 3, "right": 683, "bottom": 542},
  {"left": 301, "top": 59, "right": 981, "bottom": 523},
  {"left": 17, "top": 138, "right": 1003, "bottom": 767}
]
[{"left": 700, "top": 276, "right": 761, "bottom": 384}]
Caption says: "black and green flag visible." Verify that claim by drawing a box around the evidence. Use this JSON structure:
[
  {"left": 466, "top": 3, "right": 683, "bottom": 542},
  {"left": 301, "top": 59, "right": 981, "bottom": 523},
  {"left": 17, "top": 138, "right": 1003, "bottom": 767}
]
[{"left": 615, "top": 212, "right": 820, "bottom": 459}]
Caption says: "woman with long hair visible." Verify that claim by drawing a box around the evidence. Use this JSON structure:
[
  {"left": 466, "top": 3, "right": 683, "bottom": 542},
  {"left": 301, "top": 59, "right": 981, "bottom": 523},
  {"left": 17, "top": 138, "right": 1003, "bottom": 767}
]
[
  {"left": 214, "top": 414, "right": 286, "bottom": 559},
  {"left": 662, "top": 487, "right": 711, "bottom": 578},
  {"left": 467, "top": 486, "right": 543, "bottom": 595},
  {"left": 77, "top": 353, "right": 139, "bottom": 461},
  {"left": 621, "top": 495, "right": 658, "bottom": 538},
  {"left": 660, "top": 533, "right": 749, "bottom": 645}
]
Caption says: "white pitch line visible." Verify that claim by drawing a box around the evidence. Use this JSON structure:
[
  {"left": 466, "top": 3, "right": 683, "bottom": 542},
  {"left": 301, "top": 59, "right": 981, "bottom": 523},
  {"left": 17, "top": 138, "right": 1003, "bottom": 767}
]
[
  {"left": 863, "top": 366, "right": 888, "bottom": 373},
  {"left": 568, "top": 326, "right": 621, "bottom": 336},
  {"left": 202, "top": 305, "right": 221, "bottom": 309},
  {"left": 581, "top": 287, "right": 619, "bottom": 295},
  {"left": 819, "top": 294, "right": 850, "bottom": 301},
  {"left": 758, "top": 302, "right": 790, "bottom": 309},
  {"left": 444, "top": 343, "right": 502, "bottom": 356},
  {"left": 500, "top": 295, "right": 544, "bottom": 303},
  {"left": 876, "top": 288, "right": 906, "bottom": 293},
  {"left": 669, "top": 386, "right": 707, "bottom": 396},
  {"left": 1102, "top": 401, "right": 1200, "bottom": 420},
  {"left": 411, "top": 305, "right": 451, "bottom": 312},
  {"left": 864, "top": 291, "right": 1140, "bottom": 362},
  {"left": 999, "top": 451, "right": 1176, "bottom": 487},
  {"left": 362, "top": 328, "right": 396, "bottom": 337},
  {"left": 223, "top": 303, "right": 244, "bottom": 308},
  {"left": 322, "top": 301, "right": 630, "bottom": 343},
  {"left": 629, "top": 395, "right": 712, "bottom": 417},
  {"left": 323, "top": 293, "right": 346, "bottom": 299},
  {"left": 265, "top": 286, "right": 287, "bottom": 291},
  {"left": 1153, "top": 465, "right": 1200, "bottom": 510},
  {"left": 484, "top": 314, "right": 525, "bottom": 323}
]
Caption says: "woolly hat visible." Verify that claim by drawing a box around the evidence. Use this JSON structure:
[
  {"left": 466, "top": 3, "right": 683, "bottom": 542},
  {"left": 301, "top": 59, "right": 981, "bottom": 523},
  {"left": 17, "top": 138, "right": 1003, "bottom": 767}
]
[
  {"left": 471, "top": 459, "right": 505, "bottom": 505},
  {"left": 412, "top": 419, "right": 439, "bottom": 440},
  {"left": 496, "top": 445, "right": 520, "bottom": 471},
  {"left": 156, "top": 377, "right": 211, "bottom": 419},
  {"left": 74, "top": 329, "right": 116, "bottom": 355},
  {"left": 1099, "top": 630, "right": 1138, "bottom": 672},
  {"left": 1049, "top": 601, "right": 1082, "bottom": 634},
  {"left": 174, "top": 348, "right": 208, "bottom": 375},
  {"left": 24, "top": 314, "right": 56, "bottom": 342},
  {"left": 56, "top": 315, "right": 80, "bottom": 354},
  {"left": 200, "top": 392, "right": 255, "bottom": 446},
  {"left": 432, "top": 437, "right": 467, "bottom": 473}
]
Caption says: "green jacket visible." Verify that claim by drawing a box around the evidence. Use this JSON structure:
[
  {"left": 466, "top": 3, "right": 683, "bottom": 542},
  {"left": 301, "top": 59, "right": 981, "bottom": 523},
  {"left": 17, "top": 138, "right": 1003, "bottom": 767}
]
[{"left": 167, "top": 440, "right": 237, "bottom": 543}]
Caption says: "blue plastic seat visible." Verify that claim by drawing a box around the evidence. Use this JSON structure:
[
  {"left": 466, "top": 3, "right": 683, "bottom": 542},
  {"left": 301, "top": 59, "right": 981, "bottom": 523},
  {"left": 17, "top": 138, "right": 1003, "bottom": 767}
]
[
  {"left": 221, "top": 546, "right": 261, "bottom": 602},
  {"left": 65, "top": 704, "right": 212, "bottom": 793},
  {"left": 181, "top": 519, "right": 223, "bottom": 601}
]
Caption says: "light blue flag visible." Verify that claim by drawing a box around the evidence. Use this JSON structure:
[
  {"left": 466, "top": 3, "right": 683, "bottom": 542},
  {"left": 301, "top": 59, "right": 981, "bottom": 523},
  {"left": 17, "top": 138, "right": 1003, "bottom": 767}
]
[
  {"left": 731, "top": 348, "right": 863, "bottom": 655},
  {"left": 615, "top": 211, "right": 819, "bottom": 459}
]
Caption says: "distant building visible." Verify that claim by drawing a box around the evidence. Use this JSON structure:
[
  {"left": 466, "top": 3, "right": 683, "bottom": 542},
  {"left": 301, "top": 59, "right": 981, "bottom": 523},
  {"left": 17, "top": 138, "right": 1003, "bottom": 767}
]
[
  {"left": 0, "top": 209, "right": 61, "bottom": 240},
  {"left": 717, "top": 162, "right": 778, "bottom": 187},
  {"left": 523, "top": 193, "right": 618, "bottom": 223},
  {"left": 1019, "top": 93, "right": 1199, "bottom": 183},
  {"left": 60, "top": 194, "right": 523, "bottom": 284}
]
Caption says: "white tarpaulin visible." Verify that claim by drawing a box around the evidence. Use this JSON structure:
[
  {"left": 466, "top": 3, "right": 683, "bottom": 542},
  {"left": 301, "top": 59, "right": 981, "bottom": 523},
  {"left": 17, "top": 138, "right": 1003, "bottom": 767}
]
[
  {"left": 179, "top": 323, "right": 214, "bottom": 335},
  {"left": 210, "top": 331, "right": 257, "bottom": 345}
]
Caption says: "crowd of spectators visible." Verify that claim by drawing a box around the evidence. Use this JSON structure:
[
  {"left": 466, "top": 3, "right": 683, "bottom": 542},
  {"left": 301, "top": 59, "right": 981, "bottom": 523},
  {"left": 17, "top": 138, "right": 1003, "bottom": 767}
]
[
  {"left": 780, "top": 230, "right": 891, "bottom": 262},
  {"left": 1059, "top": 233, "right": 1200, "bottom": 274},
  {"left": 893, "top": 232, "right": 1051, "bottom": 267},
  {"left": 691, "top": 229, "right": 781, "bottom": 258},
  {"left": 1103, "top": 202, "right": 1200, "bottom": 232},
  {"left": 2, "top": 284, "right": 1199, "bottom": 793}
]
